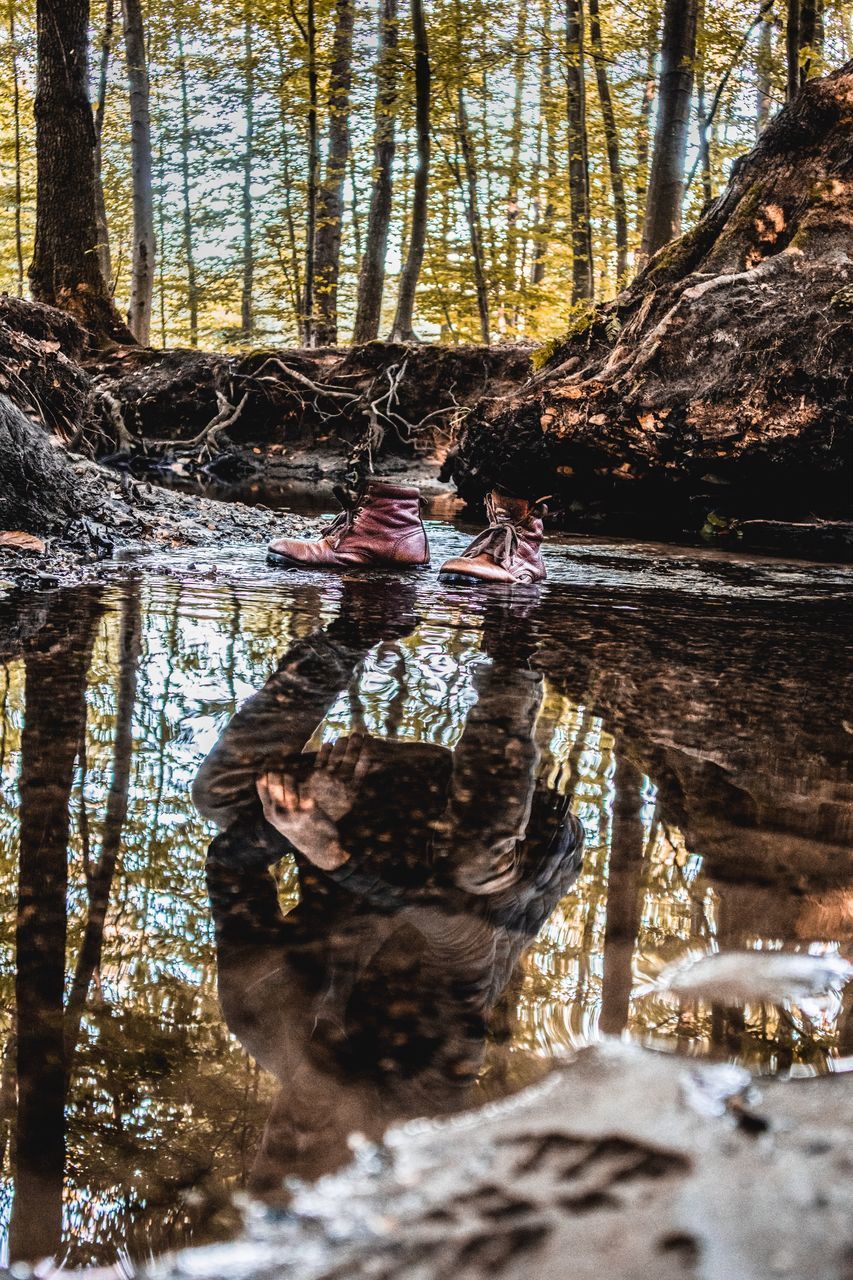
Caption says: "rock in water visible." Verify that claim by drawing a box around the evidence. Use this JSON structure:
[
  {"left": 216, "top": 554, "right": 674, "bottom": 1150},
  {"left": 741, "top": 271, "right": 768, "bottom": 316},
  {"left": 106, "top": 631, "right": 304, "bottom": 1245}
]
[{"left": 658, "top": 949, "right": 853, "bottom": 1005}]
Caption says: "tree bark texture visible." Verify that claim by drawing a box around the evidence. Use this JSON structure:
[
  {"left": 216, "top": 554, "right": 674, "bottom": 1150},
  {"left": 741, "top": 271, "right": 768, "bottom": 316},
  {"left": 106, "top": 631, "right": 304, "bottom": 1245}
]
[
  {"left": 640, "top": 0, "right": 699, "bottom": 260},
  {"left": 121, "top": 0, "right": 156, "bottom": 344},
  {"left": 176, "top": 24, "right": 199, "bottom": 346},
  {"left": 391, "top": 0, "right": 431, "bottom": 341},
  {"left": 240, "top": 0, "right": 255, "bottom": 343},
  {"left": 312, "top": 0, "right": 355, "bottom": 346},
  {"left": 302, "top": 0, "right": 319, "bottom": 342},
  {"left": 565, "top": 0, "right": 594, "bottom": 301},
  {"left": 93, "top": 0, "right": 114, "bottom": 289},
  {"left": 786, "top": 0, "right": 801, "bottom": 100},
  {"left": 588, "top": 0, "right": 629, "bottom": 282},
  {"left": 29, "top": 0, "right": 134, "bottom": 343},
  {"left": 8, "top": 598, "right": 99, "bottom": 1264},
  {"left": 9, "top": 1, "right": 24, "bottom": 296},
  {"left": 450, "top": 63, "right": 853, "bottom": 531},
  {"left": 530, "top": 1, "right": 557, "bottom": 287},
  {"left": 755, "top": 10, "right": 775, "bottom": 135},
  {"left": 352, "top": 0, "right": 398, "bottom": 343}
]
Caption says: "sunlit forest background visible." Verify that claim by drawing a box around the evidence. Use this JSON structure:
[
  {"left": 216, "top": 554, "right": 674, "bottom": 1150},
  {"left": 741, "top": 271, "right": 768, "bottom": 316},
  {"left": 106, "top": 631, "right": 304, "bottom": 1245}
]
[{"left": 1, "top": 0, "right": 851, "bottom": 348}]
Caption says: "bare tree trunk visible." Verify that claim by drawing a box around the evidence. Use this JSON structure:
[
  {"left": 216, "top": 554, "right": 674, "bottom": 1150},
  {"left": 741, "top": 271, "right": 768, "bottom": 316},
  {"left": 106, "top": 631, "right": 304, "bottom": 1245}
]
[
  {"left": 786, "top": 0, "right": 800, "bottom": 100},
  {"left": 312, "top": 0, "right": 355, "bottom": 346},
  {"left": 565, "top": 0, "right": 594, "bottom": 302},
  {"left": 352, "top": 0, "right": 398, "bottom": 344},
  {"left": 755, "top": 9, "right": 774, "bottom": 135},
  {"left": 635, "top": 4, "right": 659, "bottom": 236},
  {"left": 240, "top": 0, "right": 255, "bottom": 343},
  {"left": 301, "top": 0, "right": 319, "bottom": 343},
  {"left": 531, "top": 1, "right": 557, "bottom": 287},
  {"left": 65, "top": 589, "right": 141, "bottom": 1058},
  {"left": 121, "top": 0, "right": 155, "bottom": 343},
  {"left": 457, "top": 87, "right": 490, "bottom": 343},
  {"left": 640, "top": 0, "right": 698, "bottom": 261},
  {"left": 156, "top": 130, "right": 167, "bottom": 345},
  {"left": 503, "top": 3, "right": 527, "bottom": 324},
  {"left": 8, "top": 600, "right": 98, "bottom": 1264},
  {"left": 9, "top": 1, "right": 25, "bottom": 296},
  {"left": 29, "top": 0, "right": 134, "bottom": 343},
  {"left": 176, "top": 25, "right": 198, "bottom": 346},
  {"left": 799, "top": 0, "right": 822, "bottom": 83},
  {"left": 391, "top": 0, "right": 431, "bottom": 342},
  {"left": 93, "top": 0, "right": 114, "bottom": 289},
  {"left": 588, "top": 0, "right": 629, "bottom": 283},
  {"left": 696, "top": 0, "right": 712, "bottom": 205},
  {"left": 273, "top": 21, "right": 303, "bottom": 331}
]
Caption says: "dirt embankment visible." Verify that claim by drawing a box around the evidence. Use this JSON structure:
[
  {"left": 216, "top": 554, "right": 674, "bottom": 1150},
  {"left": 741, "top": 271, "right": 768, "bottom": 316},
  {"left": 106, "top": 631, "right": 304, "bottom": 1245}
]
[{"left": 448, "top": 62, "right": 853, "bottom": 554}]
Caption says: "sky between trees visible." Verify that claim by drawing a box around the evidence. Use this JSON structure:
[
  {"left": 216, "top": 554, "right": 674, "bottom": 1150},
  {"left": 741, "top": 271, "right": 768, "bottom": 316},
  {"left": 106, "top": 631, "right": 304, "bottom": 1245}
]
[{"left": 1, "top": 0, "right": 850, "bottom": 349}]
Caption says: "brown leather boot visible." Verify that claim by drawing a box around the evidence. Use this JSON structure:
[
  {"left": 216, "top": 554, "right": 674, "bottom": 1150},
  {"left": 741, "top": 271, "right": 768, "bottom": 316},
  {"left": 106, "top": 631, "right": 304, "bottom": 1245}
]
[
  {"left": 439, "top": 492, "right": 547, "bottom": 584},
  {"left": 268, "top": 481, "right": 430, "bottom": 569}
]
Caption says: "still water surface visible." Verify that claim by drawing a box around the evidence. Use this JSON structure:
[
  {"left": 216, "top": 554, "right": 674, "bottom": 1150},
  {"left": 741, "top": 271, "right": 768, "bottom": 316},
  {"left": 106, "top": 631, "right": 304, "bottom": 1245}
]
[{"left": 1, "top": 516, "right": 852, "bottom": 1267}]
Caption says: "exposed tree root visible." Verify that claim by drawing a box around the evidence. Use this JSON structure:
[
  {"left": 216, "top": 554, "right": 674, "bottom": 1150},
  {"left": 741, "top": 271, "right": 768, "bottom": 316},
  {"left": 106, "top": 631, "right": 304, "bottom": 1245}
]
[{"left": 448, "top": 62, "right": 853, "bottom": 538}]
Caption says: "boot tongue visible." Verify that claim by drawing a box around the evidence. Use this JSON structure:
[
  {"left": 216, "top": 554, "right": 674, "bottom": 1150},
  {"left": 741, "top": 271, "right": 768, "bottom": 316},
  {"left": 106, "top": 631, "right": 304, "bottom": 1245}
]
[{"left": 490, "top": 492, "right": 530, "bottom": 524}]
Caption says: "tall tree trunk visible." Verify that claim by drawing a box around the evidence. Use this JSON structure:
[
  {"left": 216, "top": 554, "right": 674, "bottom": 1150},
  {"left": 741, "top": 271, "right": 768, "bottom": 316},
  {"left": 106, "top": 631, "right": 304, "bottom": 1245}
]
[
  {"left": 65, "top": 589, "right": 141, "bottom": 1058},
  {"left": 8, "top": 599, "right": 98, "bottom": 1264},
  {"left": 312, "top": 0, "right": 355, "bottom": 347},
  {"left": 352, "top": 0, "right": 398, "bottom": 344},
  {"left": 301, "top": 0, "right": 319, "bottom": 343},
  {"left": 29, "top": 0, "right": 134, "bottom": 343},
  {"left": 9, "top": 1, "right": 24, "bottom": 296},
  {"left": 391, "top": 0, "right": 431, "bottom": 342},
  {"left": 121, "top": 0, "right": 155, "bottom": 344},
  {"left": 503, "top": 3, "right": 527, "bottom": 325},
  {"left": 565, "top": 0, "right": 594, "bottom": 302},
  {"left": 531, "top": 2, "right": 557, "bottom": 287},
  {"left": 696, "top": 0, "right": 713, "bottom": 205},
  {"left": 176, "top": 25, "right": 198, "bottom": 347},
  {"left": 786, "top": 0, "right": 800, "bottom": 100},
  {"left": 93, "top": 0, "right": 114, "bottom": 290},
  {"left": 156, "top": 131, "right": 167, "bottom": 345},
  {"left": 456, "top": 86, "right": 490, "bottom": 343},
  {"left": 799, "top": 0, "right": 822, "bottom": 84},
  {"left": 755, "top": 9, "right": 774, "bottom": 135},
  {"left": 240, "top": 0, "right": 255, "bottom": 343},
  {"left": 640, "top": 0, "right": 698, "bottom": 261},
  {"left": 273, "top": 21, "right": 303, "bottom": 331},
  {"left": 588, "top": 0, "right": 629, "bottom": 283},
  {"left": 635, "top": 4, "right": 659, "bottom": 236}
]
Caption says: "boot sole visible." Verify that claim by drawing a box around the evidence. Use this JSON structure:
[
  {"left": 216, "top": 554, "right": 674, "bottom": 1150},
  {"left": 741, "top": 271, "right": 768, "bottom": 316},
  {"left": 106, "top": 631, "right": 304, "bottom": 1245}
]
[
  {"left": 267, "top": 551, "right": 431, "bottom": 571},
  {"left": 438, "top": 570, "right": 543, "bottom": 587}
]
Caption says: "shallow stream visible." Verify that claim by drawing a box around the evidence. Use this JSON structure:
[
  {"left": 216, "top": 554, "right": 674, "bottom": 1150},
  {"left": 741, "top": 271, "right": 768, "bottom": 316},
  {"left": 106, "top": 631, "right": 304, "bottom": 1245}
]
[{"left": 1, "top": 509, "right": 852, "bottom": 1267}]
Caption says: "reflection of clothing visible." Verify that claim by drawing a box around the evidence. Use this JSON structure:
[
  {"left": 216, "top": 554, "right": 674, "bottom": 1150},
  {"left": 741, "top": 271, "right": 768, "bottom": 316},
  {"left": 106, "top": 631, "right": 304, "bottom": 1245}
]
[{"left": 195, "top": 586, "right": 584, "bottom": 1188}]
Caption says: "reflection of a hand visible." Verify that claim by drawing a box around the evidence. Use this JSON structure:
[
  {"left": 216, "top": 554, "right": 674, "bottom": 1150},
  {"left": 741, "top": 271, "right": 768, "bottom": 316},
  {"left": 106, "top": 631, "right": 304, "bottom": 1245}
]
[{"left": 256, "top": 734, "right": 375, "bottom": 870}]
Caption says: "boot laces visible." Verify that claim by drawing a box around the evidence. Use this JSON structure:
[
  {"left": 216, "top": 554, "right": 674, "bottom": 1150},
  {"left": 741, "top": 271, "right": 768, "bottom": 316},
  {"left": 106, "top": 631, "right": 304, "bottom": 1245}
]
[
  {"left": 321, "top": 486, "right": 364, "bottom": 547},
  {"left": 461, "top": 494, "right": 548, "bottom": 568}
]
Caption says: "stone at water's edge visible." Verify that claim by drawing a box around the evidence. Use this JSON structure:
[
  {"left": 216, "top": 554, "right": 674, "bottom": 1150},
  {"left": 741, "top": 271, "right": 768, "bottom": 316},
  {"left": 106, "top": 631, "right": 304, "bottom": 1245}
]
[{"left": 130, "top": 1042, "right": 853, "bottom": 1280}]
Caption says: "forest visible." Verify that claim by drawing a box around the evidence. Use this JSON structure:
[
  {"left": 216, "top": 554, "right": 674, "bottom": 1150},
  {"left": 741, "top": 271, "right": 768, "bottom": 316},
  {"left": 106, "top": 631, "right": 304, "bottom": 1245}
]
[{"left": 0, "top": 0, "right": 850, "bottom": 348}]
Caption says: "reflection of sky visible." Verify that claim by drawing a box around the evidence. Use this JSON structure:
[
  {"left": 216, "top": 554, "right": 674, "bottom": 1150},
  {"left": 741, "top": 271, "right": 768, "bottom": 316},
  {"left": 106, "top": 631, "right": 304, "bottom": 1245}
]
[{"left": 0, "top": 576, "right": 847, "bottom": 1265}]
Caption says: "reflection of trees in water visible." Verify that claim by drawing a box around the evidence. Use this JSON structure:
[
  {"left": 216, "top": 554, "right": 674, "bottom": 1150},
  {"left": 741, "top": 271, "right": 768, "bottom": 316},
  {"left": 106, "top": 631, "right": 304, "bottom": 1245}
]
[{"left": 0, "top": 581, "right": 847, "bottom": 1265}]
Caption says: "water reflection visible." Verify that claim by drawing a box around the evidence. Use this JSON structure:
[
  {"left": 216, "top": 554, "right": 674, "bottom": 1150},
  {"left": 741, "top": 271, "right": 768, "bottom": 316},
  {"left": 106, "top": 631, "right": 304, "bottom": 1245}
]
[
  {"left": 0, "top": 544, "right": 850, "bottom": 1265},
  {"left": 196, "top": 582, "right": 584, "bottom": 1190}
]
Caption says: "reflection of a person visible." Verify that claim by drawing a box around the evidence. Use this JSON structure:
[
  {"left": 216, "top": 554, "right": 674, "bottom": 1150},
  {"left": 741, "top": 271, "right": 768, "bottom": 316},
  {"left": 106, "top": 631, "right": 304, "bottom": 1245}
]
[{"left": 192, "top": 580, "right": 583, "bottom": 1193}]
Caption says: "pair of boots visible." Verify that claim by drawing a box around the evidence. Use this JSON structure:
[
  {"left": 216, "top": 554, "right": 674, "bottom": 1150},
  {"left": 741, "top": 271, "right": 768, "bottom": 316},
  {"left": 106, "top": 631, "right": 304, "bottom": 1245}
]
[{"left": 267, "top": 481, "right": 547, "bottom": 585}]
